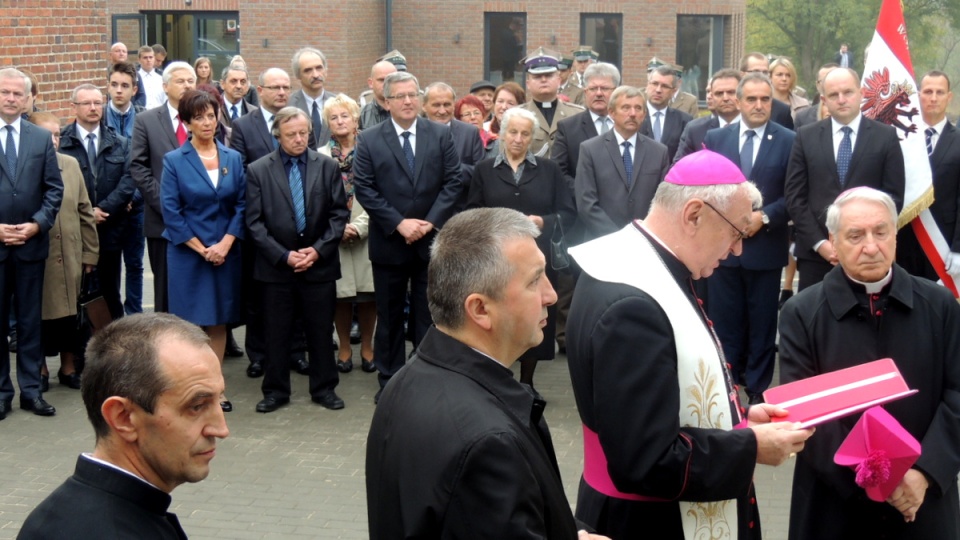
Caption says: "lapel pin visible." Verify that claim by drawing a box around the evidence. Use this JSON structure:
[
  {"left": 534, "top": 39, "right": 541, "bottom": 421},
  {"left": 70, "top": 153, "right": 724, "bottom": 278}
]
[
  {"left": 767, "top": 134, "right": 773, "bottom": 140},
  {"left": 221, "top": 167, "right": 228, "bottom": 176}
]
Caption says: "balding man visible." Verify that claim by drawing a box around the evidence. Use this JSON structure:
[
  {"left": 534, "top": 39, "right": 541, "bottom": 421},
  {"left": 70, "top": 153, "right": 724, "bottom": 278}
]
[
  {"left": 422, "top": 82, "right": 483, "bottom": 191},
  {"left": 359, "top": 61, "right": 397, "bottom": 130}
]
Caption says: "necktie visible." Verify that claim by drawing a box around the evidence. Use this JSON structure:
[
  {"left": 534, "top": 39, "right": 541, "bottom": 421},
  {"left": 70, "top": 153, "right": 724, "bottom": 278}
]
[
  {"left": 598, "top": 116, "right": 610, "bottom": 134},
  {"left": 288, "top": 159, "right": 306, "bottom": 234},
  {"left": 5, "top": 125, "right": 17, "bottom": 178},
  {"left": 622, "top": 141, "right": 633, "bottom": 188},
  {"left": 740, "top": 130, "right": 755, "bottom": 179},
  {"left": 268, "top": 117, "right": 279, "bottom": 149},
  {"left": 925, "top": 127, "right": 936, "bottom": 157},
  {"left": 311, "top": 101, "right": 323, "bottom": 145},
  {"left": 837, "top": 126, "right": 852, "bottom": 186},
  {"left": 653, "top": 112, "right": 663, "bottom": 142},
  {"left": 118, "top": 112, "right": 125, "bottom": 136},
  {"left": 231, "top": 105, "right": 239, "bottom": 120},
  {"left": 175, "top": 115, "right": 187, "bottom": 146},
  {"left": 401, "top": 131, "right": 415, "bottom": 173},
  {"left": 87, "top": 133, "right": 98, "bottom": 181}
]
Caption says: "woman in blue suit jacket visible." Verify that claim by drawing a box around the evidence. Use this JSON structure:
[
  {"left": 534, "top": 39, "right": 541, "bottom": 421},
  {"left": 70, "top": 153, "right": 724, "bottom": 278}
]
[{"left": 161, "top": 90, "right": 245, "bottom": 411}]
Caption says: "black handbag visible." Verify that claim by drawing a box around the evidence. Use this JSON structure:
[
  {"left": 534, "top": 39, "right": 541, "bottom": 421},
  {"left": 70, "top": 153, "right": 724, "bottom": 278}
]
[
  {"left": 550, "top": 215, "right": 570, "bottom": 271},
  {"left": 78, "top": 269, "right": 113, "bottom": 333}
]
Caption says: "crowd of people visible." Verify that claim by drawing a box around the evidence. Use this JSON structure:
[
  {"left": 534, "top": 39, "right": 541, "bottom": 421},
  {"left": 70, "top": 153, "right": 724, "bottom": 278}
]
[{"left": 2, "top": 38, "right": 959, "bottom": 540}]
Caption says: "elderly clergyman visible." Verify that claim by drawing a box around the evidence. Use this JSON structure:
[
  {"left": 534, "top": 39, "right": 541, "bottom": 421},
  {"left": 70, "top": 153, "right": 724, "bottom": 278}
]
[
  {"left": 779, "top": 187, "right": 960, "bottom": 540},
  {"left": 566, "top": 150, "right": 813, "bottom": 539}
]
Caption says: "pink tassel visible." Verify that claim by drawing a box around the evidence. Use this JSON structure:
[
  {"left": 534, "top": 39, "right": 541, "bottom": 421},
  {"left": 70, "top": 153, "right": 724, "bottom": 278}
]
[{"left": 855, "top": 450, "right": 891, "bottom": 488}]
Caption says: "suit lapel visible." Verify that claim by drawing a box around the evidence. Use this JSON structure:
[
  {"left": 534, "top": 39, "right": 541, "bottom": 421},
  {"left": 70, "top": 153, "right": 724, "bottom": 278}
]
[
  {"left": 254, "top": 110, "right": 274, "bottom": 151},
  {"left": 13, "top": 123, "right": 36, "bottom": 185},
  {"left": 818, "top": 121, "right": 839, "bottom": 183},
  {"left": 271, "top": 152, "right": 298, "bottom": 216},
  {"left": 846, "top": 117, "right": 869, "bottom": 176},
  {"left": 752, "top": 124, "right": 777, "bottom": 176},
  {"left": 931, "top": 121, "right": 956, "bottom": 167},
  {"left": 412, "top": 118, "right": 427, "bottom": 182},
  {"left": 582, "top": 112, "right": 599, "bottom": 138},
  {"left": 180, "top": 143, "right": 216, "bottom": 191},
  {"left": 161, "top": 107, "right": 180, "bottom": 150},
  {"left": 381, "top": 122, "right": 413, "bottom": 182},
  {"left": 603, "top": 133, "right": 629, "bottom": 187}
]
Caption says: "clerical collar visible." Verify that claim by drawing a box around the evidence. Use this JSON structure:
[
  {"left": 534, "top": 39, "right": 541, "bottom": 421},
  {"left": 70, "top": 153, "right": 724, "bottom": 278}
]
[
  {"left": 633, "top": 220, "right": 679, "bottom": 259},
  {"left": 81, "top": 453, "right": 162, "bottom": 490},
  {"left": 844, "top": 269, "right": 893, "bottom": 294}
]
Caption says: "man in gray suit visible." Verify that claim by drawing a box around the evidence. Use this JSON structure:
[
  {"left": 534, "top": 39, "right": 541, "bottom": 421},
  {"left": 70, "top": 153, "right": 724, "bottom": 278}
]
[
  {"left": 219, "top": 65, "right": 255, "bottom": 130},
  {"left": 640, "top": 66, "right": 692, "bottom": 163},
  {"left": 575, "top": 86, "right": 669, "bottom": 242},
  {"left": 130, "top": 61, "right": 196, "bottom": 313},
  {"left": 288, "top": 47, "right": 335, "bottom": 148},
  {"left": 0, "top": 68, "right": 63, "bottom": 419}
]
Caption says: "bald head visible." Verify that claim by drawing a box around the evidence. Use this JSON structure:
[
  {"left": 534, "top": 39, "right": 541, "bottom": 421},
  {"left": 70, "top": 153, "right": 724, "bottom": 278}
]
[
  {"left": 822, "top": 68, "right": 862, "bottom": 125},
  {"left": 369, "top": 61, "right": 398, "bottom": 103},
  {"left": 110, "top": 42, "right": 128, "bottom": 64}
]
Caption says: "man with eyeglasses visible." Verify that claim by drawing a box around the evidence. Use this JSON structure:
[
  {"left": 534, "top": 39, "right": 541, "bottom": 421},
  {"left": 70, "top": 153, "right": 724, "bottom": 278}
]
[
  {"left": 219, "top": 65, "right": 255, "bottom": 131},
  {"left": 739, "top": 52, "right": 795, "bottom": 130},
  {"left": 551, "top": 61, "right": 621, "bottom": 353},
  {"left": 640, "top": 65, "right": 692, "bottom": 163},
  {"left": 353, "top": 71, "right": 462, "bottom": 404},
  {"left": 59, "top": 84, "right": 137, "bottom": 321},
  {"left": 519, "top": 47, "right": 585, "bottom": 157},
  {"left": 675, "top": 68, "right": 743, "bottom": 163},
  {"left": 702, "top": 72, "right": 795, "bottom": 403},
  {"left": 0, "top": 68, "right": 63, "bottom": 420},
  {"left": 785, "top": 67, "right": 904, "bottom": 289},
  {"left": 566, "top": 149, "right": 813, "bottom": 539}
]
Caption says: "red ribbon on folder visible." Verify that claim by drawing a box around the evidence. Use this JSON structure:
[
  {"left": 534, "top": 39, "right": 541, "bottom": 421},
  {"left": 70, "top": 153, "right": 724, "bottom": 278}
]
[{"left": 763, "top": 359, "right": 917, "bottom": 428}]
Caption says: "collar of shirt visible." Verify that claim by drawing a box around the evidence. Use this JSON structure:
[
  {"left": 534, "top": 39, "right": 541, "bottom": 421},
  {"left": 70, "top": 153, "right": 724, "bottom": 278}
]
[
  {"left": 138, "top": 68, "right": 158, "bottom": 78},
  {"left": 739, "top": 122, "right": 767, "bottom": 142},
  {"left": 646, "top": 101, "right": 667, "bottom": 117},
  {"left": 0, "top": 116, "right": 21, "bottom": 133},
  {"left": 304, "top": 92, "right": 323, "bottom": 113},
  {"left": 81, "top": 453, "right": 161, "bottom": 491},
  {"left": 493, "top": 151, "right": 537, "bottom": 169},
  {"left": 224, "top": 97, "right": 242, "bottom": 110},
  {"left": 263, "top": 110, "right": 274, "bottom": 131},
  {"left": 719, "top": 114, "right": 741, "bottom": 128},
  {"left": 108, "top": 100, "right": 132, "bottom": 115},
  {"left": 469, "top": 346, "right": 509, "bottom": 369},
  {"left": 280, "top": 147, "right": 304, "bottom": 166},
  {"left": 613, "top": 129, "right": 638, "bottom": 149},
  {"left": 845, "top": 268, "right": 893, "bottom": 294},
  {"left": 832, "top": 113, "right": 862, "bottom": 137},
  {"left": 923, "top": 117, "right": 948, "bottom": 150},
  {"left": 167, "top": 102, "right": 181, "bottom": 125},
  {"left": 75, "top": 122, "right": 100, "bottom": 144},
  {"left": 391, "top": 118, "right": 417, "bottom": 139}
]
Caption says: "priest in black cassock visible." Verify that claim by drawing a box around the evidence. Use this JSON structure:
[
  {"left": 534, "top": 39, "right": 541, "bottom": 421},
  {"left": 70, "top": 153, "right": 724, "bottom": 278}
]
[
  {"left": 566, "top": 150, "right": 814, "bottom": 540},
  {"left": 779, "top": 187, "right": 960, "bottom": 540},
  {"left": 18, "top": 314, "right": 230, "bottom": 540}
]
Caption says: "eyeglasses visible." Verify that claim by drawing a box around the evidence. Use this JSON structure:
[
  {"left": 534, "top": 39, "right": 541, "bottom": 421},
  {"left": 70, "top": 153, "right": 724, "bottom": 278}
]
[
  {"left": 585, "top": 86, "right": 615, "bottom": 93},
  {"left": 387, "top": 92, "right": 419, "bottom": 102},
  {"left": 73, "top": 101, "right": 105, "bottom": 108},
  {"left": 648, "top": 82, "right": 675, "bottom": 91},
  {"left": 460, "top": 110, "right": 484, "bottom": 118},
  {"left": 702, "top": 200, "right": 748, "bottom": 242},
  {"left": 261, "top": 85, "right": 291, "bottom": 92}
]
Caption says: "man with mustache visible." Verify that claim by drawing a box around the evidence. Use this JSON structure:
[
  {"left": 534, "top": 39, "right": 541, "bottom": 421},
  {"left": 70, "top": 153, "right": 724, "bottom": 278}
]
[
  {"left": 289, "top": 47, "right": 336, "bottom": 148},
  {"left": 18, "top": 314, "right": 230, "bottom": 539}
]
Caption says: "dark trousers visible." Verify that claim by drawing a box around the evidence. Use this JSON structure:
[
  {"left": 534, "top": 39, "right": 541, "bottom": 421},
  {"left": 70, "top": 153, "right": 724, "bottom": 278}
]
[
  {"left": 0, "top": 258, "right": 45, "bottom": 401},
  {"left": 240, "top": 240, "right": 267, "bottom": 365},
  {"left": 97, "top": 248, "right": 125, "bottom": 320},
  {"left": 260, "top": 280, "right": 338, "bottom": 400},
  {"left": 707, "top": 265, "right": 780, "bottom": 394},
  {"left": 797, "top": 257, "right": 835, "bottom": 291},
  {"left": 372, "top": 260, "right": 430, "bottom": 386},
  {"left": 553, "top": 269, "right": 577, "bottom": 348},
  {"left": 146, "top": 237, "right": 168, "bottom": 313}
]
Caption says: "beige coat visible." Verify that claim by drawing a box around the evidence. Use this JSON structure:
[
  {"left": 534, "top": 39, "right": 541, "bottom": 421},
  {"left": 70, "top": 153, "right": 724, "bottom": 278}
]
[
  {"left": 520, "top": 99, "right": 585, "bottom": 158},
  {"left": 318, "top": 145, "right": 374, "bottom": 298},
  {"left": 670, "top": 91, "right": 700, "bottom": 117},
  {"left": 42, "top": 154, "right": 99, "bottom": 320}
]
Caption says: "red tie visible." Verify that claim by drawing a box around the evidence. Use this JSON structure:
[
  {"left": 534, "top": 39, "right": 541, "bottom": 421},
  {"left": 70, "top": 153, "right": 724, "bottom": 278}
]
[{"left": 175, "top": 116, "right": 187, "bottom": 146}]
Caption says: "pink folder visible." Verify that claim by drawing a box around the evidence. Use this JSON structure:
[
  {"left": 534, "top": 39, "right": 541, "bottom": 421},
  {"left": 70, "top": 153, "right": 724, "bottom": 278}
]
[
  {"left": 763, "top": 358, "right": 917, "bottom": 428},
  {"left": 834, "top": 406, "right": 921, "bottom": 501}
]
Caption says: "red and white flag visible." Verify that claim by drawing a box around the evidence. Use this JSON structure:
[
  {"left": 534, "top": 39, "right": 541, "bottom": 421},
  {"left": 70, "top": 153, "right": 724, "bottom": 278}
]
[{"left": 860, "top": 0, "right": 958, "bottom": 296}]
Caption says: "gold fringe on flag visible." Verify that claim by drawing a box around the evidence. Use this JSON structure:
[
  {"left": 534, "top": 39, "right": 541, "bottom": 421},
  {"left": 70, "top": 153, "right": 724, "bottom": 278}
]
[{"left": 898, "top": 185, "right": 935, "bottom": 229}]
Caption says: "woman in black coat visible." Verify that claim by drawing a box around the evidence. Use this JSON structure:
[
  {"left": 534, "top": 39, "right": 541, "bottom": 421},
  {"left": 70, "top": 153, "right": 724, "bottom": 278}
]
[{"left": 467, "top": 107, "right": 576, "bottom": 386}]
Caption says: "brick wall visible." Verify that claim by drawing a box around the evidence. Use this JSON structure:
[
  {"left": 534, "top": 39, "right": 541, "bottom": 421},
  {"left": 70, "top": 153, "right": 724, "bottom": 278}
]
[{"left": 0, "top": 0, "right": 108, "bottom": 121}]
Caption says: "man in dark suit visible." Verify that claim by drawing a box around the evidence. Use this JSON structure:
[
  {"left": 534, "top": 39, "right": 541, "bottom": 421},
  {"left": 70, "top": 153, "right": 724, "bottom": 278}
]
[
  {"left": 59, "top": 83, "right": 137, "bottom": 320},
  {"left": 576, "top": 85, "right": 670, "bottom": 243},
  {"left": 130, "top": 61, "right": 197, "bottom": 313},
  {"left": 640, "top": 65, "right": 692, "bottom": 163},
  {"left": 18, "top": 314, "right": 230, "bottom": 536},
  {"left": 421, "top": 82, "right": 484, "bottom": 192},
  {"left": 0, "top": 69, "right": 63, "bottom": 419},
  {"left": 785, "top": 67, "right": 905, "bottom": 289},
  {"left": 353, "top": 71, "right": 462, "bottom": 401},
  {"left": 246, "top": 107, "right": 349, "bottom": 413},
  {"left": 551, "top": 61, "right": 620, "bottom": 353},
  {"left": 834, "top": 43, "right": 853, "bottom": 69},
  {"left": 794, "top": 63, "right": 839, "bottom": 130},
  {"left": 219, "top": 65, "right": 255, "bottom": 130},
  {"left": 674, "top": 68, "right": 742, "bottom": 163},
  {"left": 897, "top": 70, "right": 960, "bottom": 279},
  {"left": 366, "top": 208, "right": 604, "bottom": 540},
  {"left": 230, "top": 67, "right": 297, "bottom": 378},
  {"left": 288, "top": 47, "right": 335, "bottom": 148},
  {"left": 740, "top": 52, "right": 795, "bottom": 131},
  {"left": 703, "top": 73, "right": 795, "bottom": 403}
]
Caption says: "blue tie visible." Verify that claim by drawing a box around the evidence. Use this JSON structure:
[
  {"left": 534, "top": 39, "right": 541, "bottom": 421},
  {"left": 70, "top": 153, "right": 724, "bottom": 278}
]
[
  {"left": 837, "top": 126, "right": 853, "bottom": 186},
  {"left": 653, "top": 111, "right": 663, "bottom": 142},
  {"left": 87, "top": 133, "right": 98, "bottom": 181},
  {"left": 268, "top": 117, "right": 279, "bottom": 149},
  {"left": 740, "top": 130, "right": 755, "bottom": 179},
  {"left": 925, "top": 127, "right": 935, "bottom": 157},
  {"left": 231, "top": 105, "right": 239, "bottom": 120},
  {"left": 622, "top": 141, "right": 633, "bottom": 188},
  {"left": 4, "top": 125, "right": 16, "bottom": 179},
  {"left": 288, "top": 158, "right": 306, "bottom": 234},
  {"left": 402, "top": 131, "right": 415, "bottom": 173},
  {"left": 311, "top": 101, "right": 323, "bottom": 146}
]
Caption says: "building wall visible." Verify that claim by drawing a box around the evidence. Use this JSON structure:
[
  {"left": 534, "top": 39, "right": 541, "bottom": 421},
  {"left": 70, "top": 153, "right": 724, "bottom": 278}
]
[{"left": 0, "top": 0, "right": 108, "bottom": 119}]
